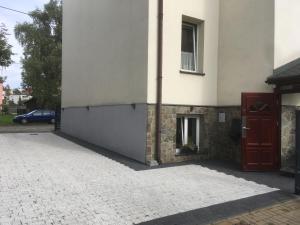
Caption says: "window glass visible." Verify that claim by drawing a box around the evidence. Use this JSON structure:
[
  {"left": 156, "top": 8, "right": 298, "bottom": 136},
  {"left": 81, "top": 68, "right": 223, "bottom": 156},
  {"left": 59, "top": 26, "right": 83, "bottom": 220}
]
[
  {"left": 249, "top": 101, "right": 271, "bottom": 112},
  {"left": 33, "top": 111, "right": 42, "bottom": 116},
  {"left": 188, "top": 118, "right": 197, "bottom": 147},
  {"left": 182, "top": 24, "right": 195, "bottom": 53},
  {"left": 176, "top": 116, "right": 200, "bottom": 155},
  {"left": 181, "top": 23, "right": 197, "bottom": 71},
  {"left": 43, "top": 111, "right": 52, "bottom": 116},
  {"left": 176, "top": 117, "right": 185, "bottom": 149}
]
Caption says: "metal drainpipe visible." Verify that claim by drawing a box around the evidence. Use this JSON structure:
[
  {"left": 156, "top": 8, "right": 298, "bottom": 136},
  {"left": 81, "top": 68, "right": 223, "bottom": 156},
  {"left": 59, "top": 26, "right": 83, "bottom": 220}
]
[{"left": 155, "top": 0, "right": 163, "bottom": 164}]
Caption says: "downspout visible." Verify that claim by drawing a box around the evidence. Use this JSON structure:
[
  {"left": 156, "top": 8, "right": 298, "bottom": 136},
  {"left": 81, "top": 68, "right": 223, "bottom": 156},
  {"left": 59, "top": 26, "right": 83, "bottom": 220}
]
[{"left": 155, "top": 0, "right": 163, "bottom": 164}]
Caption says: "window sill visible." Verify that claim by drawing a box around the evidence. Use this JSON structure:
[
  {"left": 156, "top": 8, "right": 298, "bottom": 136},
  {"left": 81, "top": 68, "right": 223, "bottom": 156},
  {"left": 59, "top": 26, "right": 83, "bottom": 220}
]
[
  {"left": 180, "top": 70, "right": 205, "bottom": 76},
  {"left": 175, "top": 148, "right": 200, "bottom": 157}
]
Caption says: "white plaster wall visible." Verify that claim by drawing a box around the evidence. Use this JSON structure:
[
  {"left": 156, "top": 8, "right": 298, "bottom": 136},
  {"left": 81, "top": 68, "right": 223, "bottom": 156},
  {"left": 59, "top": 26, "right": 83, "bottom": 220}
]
[
  {"left": 218, "top": 0, "right": 275, "bottom": 106},
  {"left": 282, "top": 94, "right": 300, "bottom": 106},
  {"left": 147, "top": 0, "right": 158, "bottom": 104},
  {"left": 147, "top": 0, "right": 220, "bottom": 106},
  {"left": 275, "top": 0, "right": 300, "bottom": 68},
  {"left": 62, "top": 0, "right": 149, "bottom": 107}
]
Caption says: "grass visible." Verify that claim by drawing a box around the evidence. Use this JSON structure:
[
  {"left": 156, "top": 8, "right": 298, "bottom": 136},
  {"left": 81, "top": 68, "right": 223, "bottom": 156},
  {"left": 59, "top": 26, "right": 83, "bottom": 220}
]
[{"left": 0, "top": 114, "right": 15, "bottom": 126}]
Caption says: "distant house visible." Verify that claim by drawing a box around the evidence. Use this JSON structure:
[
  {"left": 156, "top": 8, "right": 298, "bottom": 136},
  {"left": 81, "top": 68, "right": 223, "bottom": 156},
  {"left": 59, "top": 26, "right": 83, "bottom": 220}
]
[
  {"left": 8, "top": 94, "right": 32, "bottom": 105},
  {"left": 62, "top": 0, "right": 300, "bottom": 171}
]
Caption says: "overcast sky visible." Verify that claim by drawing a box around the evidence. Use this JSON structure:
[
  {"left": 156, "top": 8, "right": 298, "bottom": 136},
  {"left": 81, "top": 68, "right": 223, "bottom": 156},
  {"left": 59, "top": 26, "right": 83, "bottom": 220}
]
[{"left": 0, "top": 0, "right": 49, "bottom": 89}]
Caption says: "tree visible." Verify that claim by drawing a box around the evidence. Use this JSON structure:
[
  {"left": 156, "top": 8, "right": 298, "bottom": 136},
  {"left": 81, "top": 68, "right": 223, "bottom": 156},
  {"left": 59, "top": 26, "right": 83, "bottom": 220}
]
[
  {"left": 13, "top": 88, "right": 22, "bottom": 95},
  {"left": 1, "top": 105, "right": 8, "bottom": 115},
  {"left": 0, "top": 76, "right": 6, "bottom": 83},
  {"left": 15, "top": 0, "right": 62, "bottom": 109},
  {"left": 4, "top": 85, "right": 11, "bottom": 97},
  {"left": 0, "top": 23, "right": 13, "bottom": 82},
  {"left": 18, "top": 96, "right": 23, "bottom": 106}
]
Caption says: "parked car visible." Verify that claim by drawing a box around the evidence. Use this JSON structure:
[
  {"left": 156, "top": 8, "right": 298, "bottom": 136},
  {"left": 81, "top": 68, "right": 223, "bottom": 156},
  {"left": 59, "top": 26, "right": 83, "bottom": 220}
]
[{"left": 13, "top": 110, "right": 55, "bottom": 124}]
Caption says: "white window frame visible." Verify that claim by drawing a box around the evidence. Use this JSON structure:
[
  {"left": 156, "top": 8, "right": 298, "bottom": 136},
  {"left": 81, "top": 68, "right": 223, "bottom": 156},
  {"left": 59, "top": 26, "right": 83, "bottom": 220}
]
[
  {"left": 181, "top": 22, "right": 198, "bottom": 72},
  {"left": 177, "top": 116, "right": 200, "bottom": 150}
]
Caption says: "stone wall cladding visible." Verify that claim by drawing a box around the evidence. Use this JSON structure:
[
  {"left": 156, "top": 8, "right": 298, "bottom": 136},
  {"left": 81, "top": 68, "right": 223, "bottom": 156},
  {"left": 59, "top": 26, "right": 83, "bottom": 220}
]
[
  {"left": 147, "top": 105, "right": 218, "bottom": 164},
  {"left": 281, "top": 105, "right": 300, "bottom": 172},
  {"left": 147, "top": 104, "right": 299, "bottom": 168}
]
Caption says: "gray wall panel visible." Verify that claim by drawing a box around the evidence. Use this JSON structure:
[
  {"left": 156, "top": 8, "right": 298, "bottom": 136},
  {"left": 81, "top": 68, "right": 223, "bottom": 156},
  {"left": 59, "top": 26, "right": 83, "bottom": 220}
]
[{"left": 61, "top": 104, "right": 148, "bottom": 163}]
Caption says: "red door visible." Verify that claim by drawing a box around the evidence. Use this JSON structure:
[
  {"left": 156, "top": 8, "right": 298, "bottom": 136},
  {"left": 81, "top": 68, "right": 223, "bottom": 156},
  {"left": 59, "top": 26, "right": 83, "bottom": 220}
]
[{"left": 241, "top": 93, "right": 279, "bottom": 171}]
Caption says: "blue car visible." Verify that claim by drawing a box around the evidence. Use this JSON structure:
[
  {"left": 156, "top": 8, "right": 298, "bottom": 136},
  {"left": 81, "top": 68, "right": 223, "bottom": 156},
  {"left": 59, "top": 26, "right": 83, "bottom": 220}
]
[{"left": 13, "top": 110, "right": 56, "bottom": 124}]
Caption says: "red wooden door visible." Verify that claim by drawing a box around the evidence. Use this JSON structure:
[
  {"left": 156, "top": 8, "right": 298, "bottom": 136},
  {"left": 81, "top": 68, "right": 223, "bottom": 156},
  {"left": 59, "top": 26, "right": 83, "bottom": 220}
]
[{"left": 241, "top": 93, "right": 279, "bottom": 171}]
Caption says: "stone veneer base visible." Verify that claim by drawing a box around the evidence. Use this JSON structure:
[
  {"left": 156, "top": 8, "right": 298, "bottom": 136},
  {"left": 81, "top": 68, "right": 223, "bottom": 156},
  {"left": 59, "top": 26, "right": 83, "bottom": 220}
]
[
  {"left": 281, "top": 105, "right": 300, "bottom": 172},
  {"left": 146, "top": 105, "right": 242, "bottom": 164}
]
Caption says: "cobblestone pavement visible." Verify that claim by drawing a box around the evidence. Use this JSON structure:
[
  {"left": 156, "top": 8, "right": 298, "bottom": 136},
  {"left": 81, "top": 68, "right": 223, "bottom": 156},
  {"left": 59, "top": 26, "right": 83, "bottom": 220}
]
[
  {"left": 213, "top": 198, "right": 300, "bottom": 225},
  {"left": 0, "top": 125, "right": 54, "bottom": 133},
  {"left": 0, "top": 133, "right": 279, "bottom": 225}
]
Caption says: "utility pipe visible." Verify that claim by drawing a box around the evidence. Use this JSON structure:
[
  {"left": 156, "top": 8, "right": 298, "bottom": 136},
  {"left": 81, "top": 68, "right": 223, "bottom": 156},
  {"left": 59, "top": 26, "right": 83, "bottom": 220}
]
[{"left": 155, "top": 0, "right": 163, "bottom": 164}]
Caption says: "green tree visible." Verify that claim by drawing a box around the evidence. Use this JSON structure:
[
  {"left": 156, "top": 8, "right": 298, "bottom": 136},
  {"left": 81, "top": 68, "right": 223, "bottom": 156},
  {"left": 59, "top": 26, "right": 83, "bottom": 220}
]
[
  {"left": 0, "top": 76, "right": 6, "bottom": 83},
  {"left": 13, "top": 88, "right": 22, "bottom": 95},
  {"left": 0, "top": 23, "right": 13, "bottom": 82},
  {"left": 15, "top": 0, "right": 62, "bottom": 109},
  {"left": 4, "top": 85, "right": 11, "bottom": 97},
  {"left": 18, "top": 96, "right": 23, "bottom": 106},
  {"left": 1, "top": 105, "right": 9, "bottom": 115}
]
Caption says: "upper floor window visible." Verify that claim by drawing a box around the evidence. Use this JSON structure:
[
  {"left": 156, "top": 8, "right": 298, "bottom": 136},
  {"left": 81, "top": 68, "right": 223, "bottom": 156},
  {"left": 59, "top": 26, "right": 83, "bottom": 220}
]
[
  {"left": 181, "top": 18, "right": 204, "bottom": 74},
  {"left": 181, "top": 22, "right": 197, "bottom": 72}
]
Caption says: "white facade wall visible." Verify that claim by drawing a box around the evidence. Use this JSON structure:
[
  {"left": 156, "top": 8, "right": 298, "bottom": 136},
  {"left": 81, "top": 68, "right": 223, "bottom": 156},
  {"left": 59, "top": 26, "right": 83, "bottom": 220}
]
[
  {"left": 282, "top": 94, "right": 300, "bottom": 107},
  {"left": 8, "top": 95, "right": 32, "bottom": 105},
  {"left": 62, "top": 0, "right": 149, "bottom": 108},
  {"left": 62, "top": 0, "right": 300, "bottom": 108},
  {"left": 274, "top": 0, "right": 300, "bottom": 68},
  {"left": 274, "top": 0, "right": 300, "bottom": 107},
  {"left": 217, "top": 0, "right": 275, "bottom": 106},
  {"left": 147, "top": 0, "right": 220, "bottom": 106}
]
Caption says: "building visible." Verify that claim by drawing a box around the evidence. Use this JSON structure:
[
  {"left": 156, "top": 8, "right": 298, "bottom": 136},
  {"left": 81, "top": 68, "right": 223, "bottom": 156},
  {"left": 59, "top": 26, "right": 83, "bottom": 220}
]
[
  {"left": 7, "top": 94, "right": 32, "bottom": 105},
  {"left": 62, "top": 0, "right": 300, "bottom": 170}
]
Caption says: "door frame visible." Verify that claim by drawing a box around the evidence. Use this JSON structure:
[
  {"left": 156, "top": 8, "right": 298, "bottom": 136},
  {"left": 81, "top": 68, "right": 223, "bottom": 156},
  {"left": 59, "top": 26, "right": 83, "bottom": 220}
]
[
  {"left": 296, "top": 110, "right": 300, "bottom": 195},
  {"left": 241, "top": 92, "right": 281, "bottom": 171}
]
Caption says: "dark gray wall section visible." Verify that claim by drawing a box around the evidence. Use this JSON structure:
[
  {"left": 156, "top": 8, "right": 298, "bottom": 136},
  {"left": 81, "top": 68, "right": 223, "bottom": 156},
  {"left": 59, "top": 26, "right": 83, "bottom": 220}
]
[{"left": 61, "top": 104, "right": 148, "bottom": 163}]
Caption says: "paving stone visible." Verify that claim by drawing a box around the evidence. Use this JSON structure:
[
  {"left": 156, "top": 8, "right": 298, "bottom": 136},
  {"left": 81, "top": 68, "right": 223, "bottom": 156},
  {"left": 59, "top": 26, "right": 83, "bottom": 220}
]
[
  {"left": 0, "top": 133, "right": 279, "bottom": 225},
  {"left": 214, "top": 199, "right": 300, "bottom": 225}
]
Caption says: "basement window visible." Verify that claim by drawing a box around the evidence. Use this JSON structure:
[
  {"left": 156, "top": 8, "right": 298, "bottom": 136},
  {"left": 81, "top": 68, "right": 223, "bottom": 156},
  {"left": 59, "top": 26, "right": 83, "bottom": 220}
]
[
  {"left": 176, "top": 116, "right": 200, "bottom": 155},
  {"left": 181, "top": 18, "right": 204, "bottom": 74}
]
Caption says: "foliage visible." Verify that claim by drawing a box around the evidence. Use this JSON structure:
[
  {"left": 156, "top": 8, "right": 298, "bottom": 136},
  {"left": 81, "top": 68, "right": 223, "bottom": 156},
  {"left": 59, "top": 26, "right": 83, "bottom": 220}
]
[
  {"left": 8, "top": 100, "right": 16, "bottom": 106},
  {"left": 0, "top": 23, "right": 13, "bottom": 83},
  {"left": 18, "top": 96, "right": 23, "bottom": 106},
  {"left": 0, "top": 114, "right": 14, "bottom": 126},
  {"left": 4, "top": 85, "right": 11, "bottom": 97},
  {"left": 0, "top": 23, "right": 13, "bottom": 68},
  {"left": 15, "top": 0, "right": 62, "bottom": 109},
  {"left": 0, "top": 76, "right": 6, "bottom": 83},
  {"left": 1, "top": 105, "right": 9, "bottom": 115},
  {"left": 13, "top": 88, "right": 22, "bottom": 95}
]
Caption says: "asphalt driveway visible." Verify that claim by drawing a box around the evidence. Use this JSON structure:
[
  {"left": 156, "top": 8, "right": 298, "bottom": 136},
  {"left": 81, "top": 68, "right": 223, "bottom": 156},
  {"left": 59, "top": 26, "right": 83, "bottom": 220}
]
[{"left": 0, "top": 133, "right": 293, "bottom": 225}]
